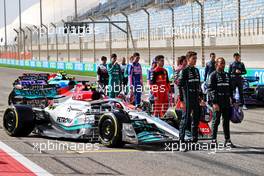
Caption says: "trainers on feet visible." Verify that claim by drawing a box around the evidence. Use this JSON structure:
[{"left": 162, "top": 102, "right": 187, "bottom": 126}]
[
  {"left": 242, "top": 105, "right": 248, "bottom": 110},
  {"left": 225, "top": 140, "right": 236, "bottom": 148},
  {"left": 211, "top": 140, "right": 218, "bottom": 149}
]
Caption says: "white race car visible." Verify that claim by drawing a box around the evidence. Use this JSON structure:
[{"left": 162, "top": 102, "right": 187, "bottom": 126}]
[{"left": 3, "top": 94, "right": 185, "bottom": 147}]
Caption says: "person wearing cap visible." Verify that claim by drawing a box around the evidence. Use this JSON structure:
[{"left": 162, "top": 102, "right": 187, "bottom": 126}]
[
  {"left": 107, "top": 53, "right": 122, "bottom": 98},
  {"left": 204, "top": 53, "right": 216, "bottom": 82},
  {"left": 129, "top": 52, "right": 143, "bottom": 107},
  {"left": 228, "top": 52, "right": 247, "bottom": 110}
]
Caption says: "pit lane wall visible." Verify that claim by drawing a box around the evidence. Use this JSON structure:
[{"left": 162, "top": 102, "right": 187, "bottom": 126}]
[{"left": 1, "top": 58, "right": 264, "bottom": 84}]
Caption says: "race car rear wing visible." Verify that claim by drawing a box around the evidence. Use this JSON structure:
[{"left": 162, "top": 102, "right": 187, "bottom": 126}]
[
  {"left": 19, "top": 73, "right": 50, "bottom": 81},
  {"left": 244, "top": 76, "right": 260, "bottom": 83},
  {"left": 14, "top": 84, "right": 58, "bottom": 99},
  {"left": 15, "top": 80, "right": 48, "bottom": 87}
]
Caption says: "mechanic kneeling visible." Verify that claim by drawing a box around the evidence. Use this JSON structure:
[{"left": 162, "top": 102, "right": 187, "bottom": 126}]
[{"left": 208, "top": 57, "right": 236, "bottom": 148}]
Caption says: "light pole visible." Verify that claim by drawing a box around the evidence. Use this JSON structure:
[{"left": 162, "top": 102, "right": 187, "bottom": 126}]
[
  {"left": 13, "top": 29, "right": 20, "bottom": 60},
  {"left": 21, "top": 28, "right": 26, "bottom": 60},
  {"left": 33, "top": 25, "right": 41, "bottom": 60},
  {"left": 142, "top": 8, "right": 151, "bottom": 65},
  {"left": 88, "top": 17, "right": 96, "bottom": 63},
  {"left": 194, "top": 0, "right": 205, "bottom": 67},
  {"left": 62, "top": 20, "right": 70, "bottom": 62},
  {"left": 4, "top": 0, "right": 7, "bottom": 54},
  {"left": 104, "top": 15, "right": 112, "bottom": 57},
  {"left": 120, "top": 12, "right": 130, "bottom": 62},
  {"left": 42, "top": 24, "right": 49, "bottom": 61},
  {"left": 18, "top": 0, "right": 23, "bottom": 59},
  {"left": 39, "top": 0, "right": 49, "bottom": 60},
  {"left": 50, "top": 23, "right": 59, "bottom": 62},
  {"left": 237, "top": 0, "right": 241, "bottom": 55},
  {"left": 26, "top": 26, "right": 33, "bottom": 59},
  {"left": 169, "top": 7, "right": 175, "bottom": 66},
  {"left": 75, "top": 0, "right": 78, "bottom": 20}
]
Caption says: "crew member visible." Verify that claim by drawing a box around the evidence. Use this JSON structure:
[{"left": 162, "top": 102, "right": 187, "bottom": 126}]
[
  {"left": 129, "top": 52, "right": 143, "bottom": 107},
  {"left": 124, "top": 56, "right": 134, "bottom": 95},
  {"left": 174, "top": 56, "right": 187, "bottom": 100},
  {"left": 208, "top": 57, "right": 236, "bottom": 148},
  {"left": 107, "top": 54, "right": 122, "bottom": 98},
  {"left": 204, "top": 53, "right": 216, "bottom": 82},
  {"left": 228, "top": 52, "right": 247, "bottom": 110},
  {"left": 150, "top": 55, "right": 170, "bottom": 118},
  {"left": 120, "top": 57, "right": 128, "bottom": 88},
  {"left": 147, "top": 58, "right": 157, "bottom": 106},
  {"left": 178, "top": 51, "right": 204, "bottom": 149},
  {"left": 97, "top": 56, "right": 109, "bottom": 93}
]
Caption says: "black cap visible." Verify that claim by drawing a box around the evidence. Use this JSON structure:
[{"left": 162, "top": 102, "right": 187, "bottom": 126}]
[
  {"left": 111, "top": 53, "right": 117, "bottom": 58},
  {"left": 233, "top": 52, "right": 240, "bottom": 57}
]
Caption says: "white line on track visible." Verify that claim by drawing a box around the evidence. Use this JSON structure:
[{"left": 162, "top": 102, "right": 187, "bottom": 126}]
[
  {"left": 0, "top": 140, "right": 53, "bottom": 176},
  {"left": 0, "top": 66, "right": 95, "bottom": 79}
]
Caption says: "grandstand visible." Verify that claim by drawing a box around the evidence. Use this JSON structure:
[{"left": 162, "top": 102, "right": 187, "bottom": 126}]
[{"left": 1, "top": 0, "right": 264, "bottom": 67}]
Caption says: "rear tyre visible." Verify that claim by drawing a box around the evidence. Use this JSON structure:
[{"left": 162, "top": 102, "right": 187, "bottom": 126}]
[
  {"left": 98, "top": 111, "right": 130, "bottom": 148},
  {"left": 3, "top": 105, "right": 35, "bottom": 137},
  {"left": 8, "top": 90, "right": 16, "bottom": 106}
]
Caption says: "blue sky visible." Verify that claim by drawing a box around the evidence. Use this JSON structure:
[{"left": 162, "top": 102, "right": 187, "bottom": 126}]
[{"left": 0, "top": 0, "right": 39, "bottom": 28}]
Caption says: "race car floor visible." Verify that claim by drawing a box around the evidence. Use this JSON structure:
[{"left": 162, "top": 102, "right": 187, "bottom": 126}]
[{"left": 0, "top": 67, "right": 263, "bottom": 176}]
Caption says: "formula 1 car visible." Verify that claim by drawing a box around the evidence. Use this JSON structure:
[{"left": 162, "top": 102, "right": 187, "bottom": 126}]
[
  {"left": 8, "top": 79, "right": 97, "bottom": 108},
  {"left": 236, "top": 76, "right": 264, "bottom": 105},
  {"left": 8, "top": 72, "right": 77, "bottom": 108},
  {"left": 3, "top": 96, "right": 189, "bottom": 147}
]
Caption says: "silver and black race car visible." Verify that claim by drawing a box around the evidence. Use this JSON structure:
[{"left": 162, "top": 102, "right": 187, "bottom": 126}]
[{"left": 3, "top": 96, "right": 186, "bottom": 147}]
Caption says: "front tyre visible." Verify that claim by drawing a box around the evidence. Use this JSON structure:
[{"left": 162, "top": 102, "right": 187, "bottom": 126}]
[
  {"left": 3, "top": 105, "right": 35, "bottom": 137},
  {"left": 98, "top": 112, "right": 129, "bottom": 148}
]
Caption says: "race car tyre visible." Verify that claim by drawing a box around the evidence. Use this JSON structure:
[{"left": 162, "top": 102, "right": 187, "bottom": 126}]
[
  {"left": 3, "top": 105, "right": 35, "bottom": 137},
  {"left": 256, "top": 86, "right": 264, "bottom": 101},
  {"left": 8, "top": 90, "right": 16, "bottom": 106},
  {"left": 98, "top": 111, "right": 130, "bottom": 148},
  {"left": 163, "top": 108, "right": 181, "bottom": 128}
]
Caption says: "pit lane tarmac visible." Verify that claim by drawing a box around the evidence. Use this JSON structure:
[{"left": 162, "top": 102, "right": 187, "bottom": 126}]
[{"left": 0, "top": 67, "right": 264, "bottom": 176}]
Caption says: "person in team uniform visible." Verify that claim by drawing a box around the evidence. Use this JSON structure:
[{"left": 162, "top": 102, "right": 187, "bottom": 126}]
[
  {"left": 178, "top": 51, "right": 205, "bottom": 151},
  {"left": 107, "top": 54, "right": 122, "bottom": 98},
  {"left": 97, "top": 56, "right": 109, "bottom": 93},
  {"left": 129, "top": 53, "right": 143, "bottom": 107},
  {"left": 228, "top": 52, "right": 247, "bottom": 110},
  {"left": 150, "top": 55, "right": 170, "bottom": 118},
  {"left": 204, "top": 53, "right": 216, "bottom": 82},
  {"left": 208, "top": 57, "right": 236, "bottom": 148}
]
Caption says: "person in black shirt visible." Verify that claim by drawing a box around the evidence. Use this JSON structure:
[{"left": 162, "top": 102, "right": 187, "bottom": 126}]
[
  {"left": 97, "top": 56, "right": 109, "bottom": 93},
  {"left": 208, "top": 57, "right": 236, "bottom": 148},
  {"left": 178, "top": 51, "right": 205, "bottom": 151},
  {"left": 204, "top": 53, "right": 216, "bottom": 82},
  {"left": 228, "top": 53, "right": 247, "bottom": 110}
]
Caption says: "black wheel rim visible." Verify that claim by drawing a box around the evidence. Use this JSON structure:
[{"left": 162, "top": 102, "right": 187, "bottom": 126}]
[
  {"left": 100, "top": 119, "right": 115, "bottom": 142},
  {"left": 4, "top": 111, "right": 16, "bottom": 133}
]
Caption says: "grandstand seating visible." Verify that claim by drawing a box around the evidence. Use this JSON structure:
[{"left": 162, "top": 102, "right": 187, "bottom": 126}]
[{"left": 31, "top": 0, "right": 264, "bottom": 46}]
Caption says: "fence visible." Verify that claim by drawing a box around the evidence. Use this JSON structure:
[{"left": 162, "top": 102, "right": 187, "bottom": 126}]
[{"left": 1, "top": 58, "right": 264, "bottom": 84}]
